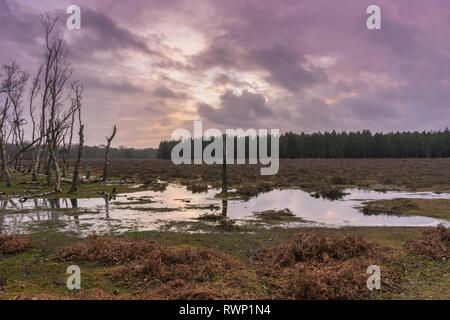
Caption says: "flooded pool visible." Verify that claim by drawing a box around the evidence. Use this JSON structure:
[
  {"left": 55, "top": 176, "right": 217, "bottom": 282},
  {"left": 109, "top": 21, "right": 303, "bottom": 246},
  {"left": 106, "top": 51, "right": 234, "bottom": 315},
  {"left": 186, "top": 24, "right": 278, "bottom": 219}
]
[{"left": 0, "top": 184, "right": 448, "bottom": 235}]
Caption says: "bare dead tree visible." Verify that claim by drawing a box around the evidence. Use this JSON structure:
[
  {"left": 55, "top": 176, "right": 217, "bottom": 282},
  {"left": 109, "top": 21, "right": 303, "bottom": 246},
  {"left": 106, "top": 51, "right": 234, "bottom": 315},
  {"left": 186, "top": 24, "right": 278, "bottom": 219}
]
[
  {"left": 44, "top": 148, "right": 53, "bottom": 185},
  {"left": 0, "top": 62, "right": 29, "bottom": 186},
  {"left": 5, "top": 62, "right": 30, "bottom": 172},
  {"left": 102, "top": 125, "right": 117, "bottom": 182},
  {"left": 31, "top": 14, "right": 59, "bottom": 183},
  {"left": 0, "top": 13, "right": 83, "bottom": 192},
  {"left": 0, "top": 97, "right": 12, "bottom": 186},
  {"left": 0, "top": 75, "right": 9, "bottom": 185},
  {"left": 60, "top": 100, "right": 75, "bottom": 178},
  {"left": 27, "top": 65, "right": 42, "bottom": 175},
  {"left": 30, "top": 100, "right": 46, "bottom": 181},
  {"left": 59, "top": 127, "right": 69, "bottom": 177},
  {"left": 40, "top": 13, "right": 73, "bottom": 192},
  {"left": 69, "top": 81, "right": 83, "bottom": 193},
  {"left": 64, "top": 106, "right": 75, "bottom": 176}
]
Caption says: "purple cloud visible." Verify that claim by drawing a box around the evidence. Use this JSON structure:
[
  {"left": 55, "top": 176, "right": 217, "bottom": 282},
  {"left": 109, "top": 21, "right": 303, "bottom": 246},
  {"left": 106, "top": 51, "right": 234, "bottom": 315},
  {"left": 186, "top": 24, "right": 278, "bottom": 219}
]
[{"left": 0, "top": 0, "right": 449, "bottom": 147}]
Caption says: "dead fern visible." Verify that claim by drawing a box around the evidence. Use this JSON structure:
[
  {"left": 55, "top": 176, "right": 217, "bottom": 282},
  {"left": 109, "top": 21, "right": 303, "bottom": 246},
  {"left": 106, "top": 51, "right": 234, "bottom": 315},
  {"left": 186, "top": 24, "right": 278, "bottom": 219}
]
[
  {"left": 59, "top": 233, "right": 160, "bottom": 264},
  {"left": 0, "top": 235, "right": 35, "bottom": 256},
  {"left": 405, "top": 224, "right": 449, "bottom": 261},
  {"left": 257, "top": 231, "right": 378, "bottom": 266}
]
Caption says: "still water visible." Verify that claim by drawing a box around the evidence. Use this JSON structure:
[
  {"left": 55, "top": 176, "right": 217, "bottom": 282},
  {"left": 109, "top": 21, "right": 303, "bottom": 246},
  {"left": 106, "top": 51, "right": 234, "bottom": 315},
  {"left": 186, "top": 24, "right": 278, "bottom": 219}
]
[{"left": 0, "top": 184, "right": 448, "bottom": 235}]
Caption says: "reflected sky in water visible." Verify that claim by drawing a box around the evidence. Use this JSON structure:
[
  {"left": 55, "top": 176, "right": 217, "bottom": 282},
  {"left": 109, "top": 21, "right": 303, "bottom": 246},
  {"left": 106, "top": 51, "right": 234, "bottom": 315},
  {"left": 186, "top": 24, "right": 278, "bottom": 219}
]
[{"left": 1, "top": 184, "right": 449, "bottom": 235}]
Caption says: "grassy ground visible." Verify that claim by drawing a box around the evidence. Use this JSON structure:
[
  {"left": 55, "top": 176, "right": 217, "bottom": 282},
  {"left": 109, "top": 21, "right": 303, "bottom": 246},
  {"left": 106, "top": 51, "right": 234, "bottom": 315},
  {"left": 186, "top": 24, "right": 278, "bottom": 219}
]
[
  {"left": 0, "top": 159, "right": 449, "bottom": 299},
  {"left": 78, "top": 158, "right": 450, "bottom": 193},
  {"left": 3, "top": 158, "right": 450, "bottom": 198},
  {"left": 0, "top": 172, "right": 148, "bottom": 200},
  {"left": 358, "top": 198, "right": 450, "bottom": 220},
  {"left": 0, "top": 227, "right": 448, "bottom": 300}
]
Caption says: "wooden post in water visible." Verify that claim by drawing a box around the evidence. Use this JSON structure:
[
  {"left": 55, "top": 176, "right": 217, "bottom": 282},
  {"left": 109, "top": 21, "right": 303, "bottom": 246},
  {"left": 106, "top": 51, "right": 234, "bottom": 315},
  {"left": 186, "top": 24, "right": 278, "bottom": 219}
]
[
  {"left": 221, "top": 134, "right": 227, "bottom": 194},
  {"left": 221, "top": 199, "right": 228, "bottom": 217}
]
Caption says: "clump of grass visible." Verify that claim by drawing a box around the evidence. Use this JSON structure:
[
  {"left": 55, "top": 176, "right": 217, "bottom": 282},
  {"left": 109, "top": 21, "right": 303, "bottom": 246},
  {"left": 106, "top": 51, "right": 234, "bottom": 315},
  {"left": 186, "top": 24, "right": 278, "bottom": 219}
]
[
  {"left": 405, "top": 224, "right": 449, "bottom": 261},
  {"left": 259, "top": 232, "right": 377, "bottom": 266},
  {"left": 311, "top": 187, "right": 348, "bottom": 200},
  {"left": 118, "top": 245, "right": 256, "bottom": 299},
  {"left": 358, "top": 198, "right": 450, "bottom": 220},
  {"left": 0, "top": 235, "right": 35, "bottom": 256},
  {"left": 217, "top": 219, "right": 242, "bottom": 232},
  {"left": 253, "top": 208, "right": 300, "bottom": 221},
  {"left": 144, "top": 181, "right": 167, "bottom": 192},
  {"left": 187, "top": 183, "right": 208, "bottom": 193},
  {"left": 360, "top": 198, "right": 419, "bottom": 216},
  {"left": 60, "top": 235, "right": 256, "bottom": 299},
  {"left": 195, "top": 212, "right": 223, "bottom": 221},
  {"left": 195, "top": 213, "right": 243, "bottom": 231},
  {"left": 234, "top": 186, "right": 256, "bottom": 198},
  {"left": 255, "top": 231, "right": 394, "bottom": 300},
  {"left": 59, "top": 233, "right": 160, "bottom": 264},
  {"left": 284, "top": 260, "right": 369, "bottom": 300},
  {"left": 143, "top": 280, "right": 223, "bottom": 300},
  {"left": 235, "top": 183, "right": 273, "bottom": 198},
  {"left": 186, "top": 204, "right": 220, "bottom": 210},
  {"left": 125, "top": 247, "right": 235, "bottom": 282},
  {"left": 113, "top": 196, "right": 156, "bottom": 205},
  {"left": 118, "top": 206, "right": 179, "bottom": 212}
]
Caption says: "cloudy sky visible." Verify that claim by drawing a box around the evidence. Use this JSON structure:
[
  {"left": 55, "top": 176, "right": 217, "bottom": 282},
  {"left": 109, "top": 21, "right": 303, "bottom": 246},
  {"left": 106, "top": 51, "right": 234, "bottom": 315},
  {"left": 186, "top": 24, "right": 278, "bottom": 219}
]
[{"left": 1, "top": 0, "right": 449, "bottom": 147}]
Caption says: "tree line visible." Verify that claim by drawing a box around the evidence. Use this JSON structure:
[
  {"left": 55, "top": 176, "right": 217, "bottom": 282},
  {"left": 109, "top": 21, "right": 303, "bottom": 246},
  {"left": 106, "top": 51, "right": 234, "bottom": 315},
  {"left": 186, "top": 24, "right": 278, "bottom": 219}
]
[
  {"left": 157, "top": 129, "right": 450, "bottom": 159},
  {"left": 4, "top": 143, "right": 157, "bottom": 160}
]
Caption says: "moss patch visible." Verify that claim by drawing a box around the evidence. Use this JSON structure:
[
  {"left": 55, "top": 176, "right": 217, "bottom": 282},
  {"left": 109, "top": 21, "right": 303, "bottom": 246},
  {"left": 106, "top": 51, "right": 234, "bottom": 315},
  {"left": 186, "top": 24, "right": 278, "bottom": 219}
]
[{"left": 358, "top": 198, "right": 450, "bottom": 220}]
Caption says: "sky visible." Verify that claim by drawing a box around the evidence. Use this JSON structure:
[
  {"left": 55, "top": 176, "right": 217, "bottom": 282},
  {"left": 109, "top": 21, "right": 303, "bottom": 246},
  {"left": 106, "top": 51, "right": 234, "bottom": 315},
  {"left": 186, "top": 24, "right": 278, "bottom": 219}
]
[{"left": 0, "top": 0, "right": 449, "bottom": 148}]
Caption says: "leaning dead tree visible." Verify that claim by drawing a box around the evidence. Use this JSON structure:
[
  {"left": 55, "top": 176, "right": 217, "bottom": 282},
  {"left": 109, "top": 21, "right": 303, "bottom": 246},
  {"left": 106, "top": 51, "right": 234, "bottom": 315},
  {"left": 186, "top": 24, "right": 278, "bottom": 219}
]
[
  {"left": 102, "top": 125, "right": 117, "bottom": 182},
  {"left": 69, "top": 81, "right": 83, "bottom": 193}
]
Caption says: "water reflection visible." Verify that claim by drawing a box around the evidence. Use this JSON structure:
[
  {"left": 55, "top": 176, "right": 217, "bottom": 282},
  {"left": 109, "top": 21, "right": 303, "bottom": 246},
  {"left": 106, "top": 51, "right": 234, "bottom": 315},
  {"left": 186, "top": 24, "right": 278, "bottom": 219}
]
[
  {"left": 222, "top": 199, "right": 228, "bottom": 217},
  {"left": 0, "top": 184, "right": 449, "bottom": 235},
  {"left": 70, "top": 199, "right": 80, "bottom": 230}
]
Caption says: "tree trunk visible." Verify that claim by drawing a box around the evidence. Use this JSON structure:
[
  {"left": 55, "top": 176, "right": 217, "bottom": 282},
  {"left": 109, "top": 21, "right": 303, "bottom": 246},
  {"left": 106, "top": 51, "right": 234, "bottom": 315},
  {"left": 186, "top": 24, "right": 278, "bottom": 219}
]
[
  {"left": 70, "top": 125, "right": 84, "bottom": 193},
  {"left": 0, "top": 138, "right": 12, "bottom": 187},
  {"left": 48, "top": 143, "right": 61, "bottom": 192},
  {"left": 31, "top": 140, "right": 43, "bottom": 181},
  {"left": 65, "top": 112, "right": 75, "bottom": 176},
  {"left": 102, "top": 125, "right": 117, "bottom": 182},
  {"left": 62, "top": 151, "right": 67, "bottom": 178},
  {"left": 45, "top": 150, "right": 53, "bottom": 186}
]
